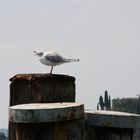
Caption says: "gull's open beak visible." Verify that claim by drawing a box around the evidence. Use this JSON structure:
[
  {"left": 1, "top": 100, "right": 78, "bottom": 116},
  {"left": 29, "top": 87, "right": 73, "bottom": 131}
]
[{"left": 33, "top": 51, "right": 38, "bottom": 55}]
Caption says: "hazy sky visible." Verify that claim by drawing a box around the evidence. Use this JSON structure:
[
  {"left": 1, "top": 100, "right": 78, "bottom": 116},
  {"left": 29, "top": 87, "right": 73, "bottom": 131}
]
[{"left": 1, "top": 0, "right": 140, "bottom": 128}]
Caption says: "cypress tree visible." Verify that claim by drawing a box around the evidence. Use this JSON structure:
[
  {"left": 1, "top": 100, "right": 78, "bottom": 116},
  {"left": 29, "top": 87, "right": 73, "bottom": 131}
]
[
  {"left": 99, "top": 95, "right": 104, "bottom": 110},
  {"left": 104, "top": 90, "right": 111, "bottom": 110}
]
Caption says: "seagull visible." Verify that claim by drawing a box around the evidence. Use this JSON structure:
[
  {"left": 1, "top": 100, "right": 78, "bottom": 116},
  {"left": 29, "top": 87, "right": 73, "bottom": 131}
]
[{"left": 33, "top": 50, "right": 80, "bottom": 74}]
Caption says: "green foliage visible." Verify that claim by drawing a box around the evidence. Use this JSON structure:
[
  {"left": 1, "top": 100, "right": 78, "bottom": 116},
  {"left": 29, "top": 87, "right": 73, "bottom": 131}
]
[
  {"left": 104, "top": 90, "right": 111, "bottom": 110},
  {"left": 99, "top": 96, "right": 104, "bottom": 110},
  {"left": 97, "top": 90, "right": 111, "bottom": 110},
  {"left": 112, "top": 97, "right": 140, "bottom": 114}
]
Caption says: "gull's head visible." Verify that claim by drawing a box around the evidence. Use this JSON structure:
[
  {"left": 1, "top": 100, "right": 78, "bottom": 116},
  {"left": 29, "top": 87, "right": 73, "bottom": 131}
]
[{"left": 33, "top": 51, "right": 44, "bottom": 57}]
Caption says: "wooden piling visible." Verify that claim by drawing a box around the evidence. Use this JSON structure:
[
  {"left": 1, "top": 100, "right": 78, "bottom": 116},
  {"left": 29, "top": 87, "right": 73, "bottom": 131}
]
[
  {"left": 9, "top": 103, "right": 86, "bottom": 140},
  {"left": 86, "top": 110, "right": 140, "bottom": 140},
  {"left": 9, "top": 73, "right": 76, "bottom": 140},
  {"left": 10, "top": 74, "right": 76, "bottom": 105}
]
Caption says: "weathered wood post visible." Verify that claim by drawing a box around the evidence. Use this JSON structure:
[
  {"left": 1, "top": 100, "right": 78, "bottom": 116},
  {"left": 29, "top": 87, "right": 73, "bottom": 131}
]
[
  {"left": 86, "top": 110, "right": 140, "bottom": 140},
  {"left": 9, "top": 103, "right": 86, "bottom": 140},
  {"left": 10, "top": 74, "right": 75, "bottom": 105},
  {"left": 9, "top": 74, "right": 76, "bottom": 140}
]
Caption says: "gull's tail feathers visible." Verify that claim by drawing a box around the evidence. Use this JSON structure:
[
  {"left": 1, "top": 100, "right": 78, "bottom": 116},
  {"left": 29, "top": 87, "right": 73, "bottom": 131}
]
[{"left": 67, "top": 58, "right": 80, "bottom": 62}]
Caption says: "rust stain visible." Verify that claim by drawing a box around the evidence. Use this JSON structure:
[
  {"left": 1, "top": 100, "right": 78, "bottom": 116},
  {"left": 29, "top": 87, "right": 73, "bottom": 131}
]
[
  {"left": 10, "top": 73, "right": 75, "bottom": 82},
  {"left": 70, "top": 110, "right": 77, "bottom": 119}
]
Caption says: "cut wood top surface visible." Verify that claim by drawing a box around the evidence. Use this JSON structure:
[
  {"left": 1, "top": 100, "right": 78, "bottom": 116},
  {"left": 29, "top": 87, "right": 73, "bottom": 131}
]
[
  {"left": 10, "top": 103, "right": 82, "bottom": 109},
  {"left": 86, "top": 110, "right": 140, "bottom": 128},
  {"left": 10, "top": 73, "right": 75, "bottom": 82},
  {"left": 9, "top": 103, "right": 84, "bottom": 123},
  {"left": 86, "top": 110, "right": 140, "bottom": 116}
]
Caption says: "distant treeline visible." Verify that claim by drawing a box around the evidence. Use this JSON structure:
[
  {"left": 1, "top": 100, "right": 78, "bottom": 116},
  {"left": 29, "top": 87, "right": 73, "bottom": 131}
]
[
  {"left": 112, "top": 97, "right": 140, "bottom": 114},
  {"left": 0, "top": 132, "right": 7, "bottom": 140},
  {"left": 97, "top": 91, "right": 140, "bottom": 114}
]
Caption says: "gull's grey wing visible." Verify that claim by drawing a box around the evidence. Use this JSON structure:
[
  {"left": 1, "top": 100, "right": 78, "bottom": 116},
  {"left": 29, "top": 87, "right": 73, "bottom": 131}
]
[{"left": 45, "top": 53, "right": 67, "bottom": 63}]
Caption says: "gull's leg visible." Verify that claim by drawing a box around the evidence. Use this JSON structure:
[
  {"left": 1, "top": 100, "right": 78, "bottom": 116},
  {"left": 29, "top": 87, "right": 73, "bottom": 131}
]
[{"left": 50, "top": 66, "right": 53, "bottom": 74}]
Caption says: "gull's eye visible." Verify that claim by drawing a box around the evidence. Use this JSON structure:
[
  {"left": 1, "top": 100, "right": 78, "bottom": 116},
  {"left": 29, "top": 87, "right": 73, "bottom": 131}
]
[{"left": 39, "top": 52, "right": 43, "bottom": 56}]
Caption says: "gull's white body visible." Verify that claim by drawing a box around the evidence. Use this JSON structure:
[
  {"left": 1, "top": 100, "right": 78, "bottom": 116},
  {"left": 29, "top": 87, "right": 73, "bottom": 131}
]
[{"left": 34, "top": 51, "right": 79, "bottom": 74}]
